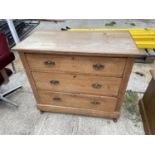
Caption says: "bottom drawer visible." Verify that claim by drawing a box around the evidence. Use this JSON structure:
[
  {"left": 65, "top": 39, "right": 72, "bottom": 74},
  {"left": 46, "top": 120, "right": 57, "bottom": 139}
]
[{"left": 38, "top": 91, "right": 117, "bottom": 112}]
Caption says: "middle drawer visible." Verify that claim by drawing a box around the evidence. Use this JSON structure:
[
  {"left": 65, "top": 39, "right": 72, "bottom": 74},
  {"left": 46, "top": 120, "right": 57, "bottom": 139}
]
[{"left": 32, "top": 72, "right": 122, "bottom": 97}]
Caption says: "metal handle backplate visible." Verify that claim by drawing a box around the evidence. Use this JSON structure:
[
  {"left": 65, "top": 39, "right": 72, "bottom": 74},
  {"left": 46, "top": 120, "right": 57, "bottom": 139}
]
[
  {"left": 93, "top": 64, "right": 104, "bottom": 70},
  {"left": 44, "top": 60, "right": 55, "bottom": 66},
  {"left": 50, "top": 80, "right": 59, "bottom": 85},
  {"left": 91, "top": 83, "right": 102, "bottom": 89},
  {"left": 53, "top": 97, "right": 61, "bottom": 101},
  {"left": 91, "top": 101, "right": 100, "bottom": 105}
]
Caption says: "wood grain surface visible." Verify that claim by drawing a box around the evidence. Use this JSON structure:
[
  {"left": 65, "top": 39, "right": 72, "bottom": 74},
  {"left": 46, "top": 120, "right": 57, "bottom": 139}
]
[
  {"left": 13, "top": 31, "right": 143, "bottom": 57},
  {"left": 38, "top": 91, "right": 117, "bottom": 112},
  {"left": 26, "top": 53, "right": 126, "bottom": 77},
  {"left": 32, "top": 71, "right": 122, "bottom": 97},
  {"left": 37, "top": 104, "right": 120, "bottom": 118}
]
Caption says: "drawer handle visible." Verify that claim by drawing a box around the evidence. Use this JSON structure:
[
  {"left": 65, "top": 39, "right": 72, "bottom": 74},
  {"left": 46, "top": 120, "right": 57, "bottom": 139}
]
[
  {"left": 50, "top": 80, "right": 60, "bottom": 85},
  {"left": 53, "top": 97, "right": 61, "bottom": 101},
  {"left": 92, "top": 83, "right": 102, "bottom": 89},
  {"left": 91, "top": 101, "right": 100, "bottom": 105},
  {"left": 93, "top": 64, "right": 104, "bottom": 70},
  {"left": 44, "top": 60, "right": 55, "bottom": 66}
]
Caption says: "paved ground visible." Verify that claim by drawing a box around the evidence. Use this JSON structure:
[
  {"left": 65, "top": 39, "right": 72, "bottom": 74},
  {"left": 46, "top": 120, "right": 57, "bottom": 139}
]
[{"left": 0, "top": 19, "right": 155, "bottom": 134}]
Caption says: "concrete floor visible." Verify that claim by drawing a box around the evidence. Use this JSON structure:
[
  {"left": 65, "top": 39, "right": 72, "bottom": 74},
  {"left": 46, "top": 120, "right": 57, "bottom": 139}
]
[{"left": 0, "top": 19, "right": 155, "bottom": 135}]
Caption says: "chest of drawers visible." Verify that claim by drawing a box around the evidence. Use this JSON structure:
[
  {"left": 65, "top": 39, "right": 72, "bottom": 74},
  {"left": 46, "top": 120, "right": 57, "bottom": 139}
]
[{"left": 13, "top": 31, "right": 143, "bottom": 120}]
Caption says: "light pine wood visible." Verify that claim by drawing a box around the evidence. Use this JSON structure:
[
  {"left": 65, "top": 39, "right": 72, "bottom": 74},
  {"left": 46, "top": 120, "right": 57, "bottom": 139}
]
[
  {"left": 115, "top": 58, "right": 134, "bottom": 111},
  {"left": 12, "top": 31, "right": 143, "bottom": 57},
  {"left": 32, "top": 71, "right": 122, "bottom": 97},
  {"left": 37, "top": 104, "right": 120, "bottom": 118},
  {"left": 26, "top": 54, "right": 126, "bottom": 77},
  {"left": 19, "top": 52, "right": 40, "bottom": 103},
  {"left": 38, "top": 91, "right": 117, "bottom": 112},
  {"left": 13, "top": 31, "right": 142, "bottom": 119}
]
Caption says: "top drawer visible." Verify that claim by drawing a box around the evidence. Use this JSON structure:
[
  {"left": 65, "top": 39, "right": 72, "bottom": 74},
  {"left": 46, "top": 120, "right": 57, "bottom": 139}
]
[{"left": 26, "top": 54, "right": 126, "bottom": 77}]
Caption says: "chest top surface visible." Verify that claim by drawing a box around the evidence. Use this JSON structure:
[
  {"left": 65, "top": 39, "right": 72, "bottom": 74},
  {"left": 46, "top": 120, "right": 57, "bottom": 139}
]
[{"left": 13, "top": 30, "right": 143, "bottom": 57}]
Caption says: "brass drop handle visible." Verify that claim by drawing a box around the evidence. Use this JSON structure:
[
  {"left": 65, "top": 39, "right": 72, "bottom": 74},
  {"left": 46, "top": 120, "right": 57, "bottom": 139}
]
[
  {"left": 91, "top": 101, "right": 100, "bottom": 105},
  {"left": 92, "top": 83, "right": 102, "bottom": 89},
  {"left": 50, "top": 80, "right": 60, "bottom": 85},
  {"left": 44, "top": 60, "right": 55, "bottom": 66},
  {"left": 93, "top": 64, "right": 104, "bottom": 70},
  {"left": 53, "top": 97, "right": 61, "bottom": 101}
]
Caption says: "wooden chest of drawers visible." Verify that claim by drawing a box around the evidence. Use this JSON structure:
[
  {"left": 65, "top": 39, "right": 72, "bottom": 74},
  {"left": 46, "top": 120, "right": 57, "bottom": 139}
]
[{"left": 13, "top": 31, "right": 143, "bottom": 120}]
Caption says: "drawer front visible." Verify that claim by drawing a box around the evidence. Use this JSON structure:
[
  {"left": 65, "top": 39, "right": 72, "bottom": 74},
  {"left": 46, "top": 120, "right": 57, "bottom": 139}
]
[
  {"left": 26, "top": 54, "right": 126, "bottom": 77},
  {"left": 32, "top": 72, "right": 122, "bottom": 97},
  {"left": 38, "top": 91, "right": 117, "bottom": 112}
]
